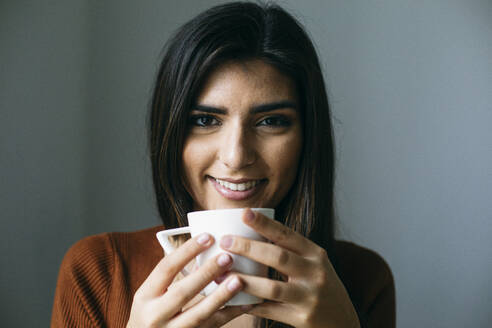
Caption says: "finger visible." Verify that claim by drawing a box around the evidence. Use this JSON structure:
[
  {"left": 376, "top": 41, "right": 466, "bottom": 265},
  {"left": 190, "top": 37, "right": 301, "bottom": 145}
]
[
  {"left": 220, "top": 235, "right": 312, "bottom": 277},
  {"left": 155, "top": 252, "right": 235, "bottom": 320},
  {"left": 200, "top": 305, "right": 251, "bottom": 328},
  {"left": 231, "top": 273, "right": 306, "bottom": 303},
  {"left": 247, "top": 301, "right": 298, "bottom": 327},
  {"left": 214, "top": 270, "right": 231, "bottom": 284},
  {"left": 242, "top": 208, "right": 320, "bottom": 256},
  {"left": 139, "top": 233, "right": 214, "bottom": 298},
  {"left": 169, "top": 275, "right": 245, "bottom": 328}
]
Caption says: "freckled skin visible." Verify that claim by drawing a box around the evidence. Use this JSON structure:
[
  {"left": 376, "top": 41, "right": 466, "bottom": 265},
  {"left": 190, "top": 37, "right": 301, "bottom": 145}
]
[{"left": 182, "top": 60, "right": 303, "bottom": 210}]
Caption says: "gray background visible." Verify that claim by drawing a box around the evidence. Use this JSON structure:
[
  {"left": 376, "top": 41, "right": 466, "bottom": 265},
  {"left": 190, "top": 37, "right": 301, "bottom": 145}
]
[{"left": 1, "top": 0, "right": 491, "bottom": 327}]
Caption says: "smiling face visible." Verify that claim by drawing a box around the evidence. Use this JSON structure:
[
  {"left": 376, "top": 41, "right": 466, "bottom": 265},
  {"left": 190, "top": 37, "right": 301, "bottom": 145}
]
[{"left": 182, "top": 60, "right": 303, "bottom": 211}]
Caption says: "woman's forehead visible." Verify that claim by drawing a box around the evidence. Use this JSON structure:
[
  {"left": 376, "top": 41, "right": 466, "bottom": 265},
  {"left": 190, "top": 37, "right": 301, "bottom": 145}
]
[{"left": 196, "top": 59, "right": 298, "bottom": 107}]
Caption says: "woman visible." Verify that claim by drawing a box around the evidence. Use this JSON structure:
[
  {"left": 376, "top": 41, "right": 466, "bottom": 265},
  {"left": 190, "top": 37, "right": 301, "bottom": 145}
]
[{"left": 51, "top": 2, "right": 395, "bottom": 328}]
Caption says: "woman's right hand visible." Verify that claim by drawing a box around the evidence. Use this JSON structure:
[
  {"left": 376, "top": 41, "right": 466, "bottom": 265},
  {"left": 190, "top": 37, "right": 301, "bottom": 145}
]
[{"left": 126, "top": 233, "right": 248, "bottom": 328}]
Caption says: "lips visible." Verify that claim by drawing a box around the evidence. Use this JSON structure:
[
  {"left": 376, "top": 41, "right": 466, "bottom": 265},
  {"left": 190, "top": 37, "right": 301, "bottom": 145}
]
[{"left": 208, "top": 176, "right": 266, "bottom": 201}]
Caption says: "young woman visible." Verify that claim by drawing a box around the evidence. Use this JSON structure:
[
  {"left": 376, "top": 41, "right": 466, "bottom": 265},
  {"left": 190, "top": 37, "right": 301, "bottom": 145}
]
[{"left": 51, "top": 2, "right": 395, "bottom": 328}]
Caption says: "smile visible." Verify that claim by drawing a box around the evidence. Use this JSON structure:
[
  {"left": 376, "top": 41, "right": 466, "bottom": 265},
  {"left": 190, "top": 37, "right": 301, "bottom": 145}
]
[
  {"left": 214, "top": 178, "right": 261, "bottom": 191},
  {"left": 208, "top": 176, "right": 266, "bottom": 201}
]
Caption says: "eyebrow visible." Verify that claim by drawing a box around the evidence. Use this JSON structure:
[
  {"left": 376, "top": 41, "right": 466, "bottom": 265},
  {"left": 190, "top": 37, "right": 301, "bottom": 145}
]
[{"left": 193, "top": 100, "right": 298, "bottom": 114}]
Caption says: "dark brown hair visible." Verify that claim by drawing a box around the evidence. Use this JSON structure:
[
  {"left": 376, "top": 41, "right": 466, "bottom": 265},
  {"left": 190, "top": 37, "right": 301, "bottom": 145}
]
[{"left": 149, "top": 3, "right": 336, "bottom": 326}]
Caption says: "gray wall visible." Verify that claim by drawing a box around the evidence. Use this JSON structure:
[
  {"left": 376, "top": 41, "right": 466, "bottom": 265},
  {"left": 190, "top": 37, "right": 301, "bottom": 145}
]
[
  {"left": 1, "top": 1, "right": 88, "bottom": 326},
  {"left": 1, "top": 0, "right": 491, "bottom": 327}
]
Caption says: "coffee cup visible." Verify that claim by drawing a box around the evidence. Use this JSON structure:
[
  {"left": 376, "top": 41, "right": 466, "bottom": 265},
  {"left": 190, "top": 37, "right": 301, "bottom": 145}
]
[{"left": 156, "top": 208, "right": 274, "bottom": 306}]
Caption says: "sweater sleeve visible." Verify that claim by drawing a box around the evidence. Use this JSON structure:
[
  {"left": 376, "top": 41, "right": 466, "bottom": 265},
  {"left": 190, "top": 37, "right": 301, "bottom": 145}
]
[{"left": 51, "top": 234, "right": 114, "bottom": 328}]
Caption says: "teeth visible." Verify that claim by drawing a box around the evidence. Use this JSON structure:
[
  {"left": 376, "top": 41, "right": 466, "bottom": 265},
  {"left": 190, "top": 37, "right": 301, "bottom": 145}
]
[{"left": 215, "top": 178, "right": 261, "bottom": 191}]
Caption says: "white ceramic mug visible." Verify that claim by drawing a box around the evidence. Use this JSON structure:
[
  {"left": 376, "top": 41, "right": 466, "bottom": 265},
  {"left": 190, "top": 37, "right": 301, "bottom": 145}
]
[{"left": 156, "top": 208, "right": 274, "bottom": 306}]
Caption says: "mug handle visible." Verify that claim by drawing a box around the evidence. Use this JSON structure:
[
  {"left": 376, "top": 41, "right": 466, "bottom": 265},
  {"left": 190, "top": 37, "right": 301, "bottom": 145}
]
[{"left": 156, "top": 227, "right": 191, "bottom": 275}]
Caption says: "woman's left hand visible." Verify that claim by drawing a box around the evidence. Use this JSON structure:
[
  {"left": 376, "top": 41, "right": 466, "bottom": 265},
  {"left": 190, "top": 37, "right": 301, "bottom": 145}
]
[{"left": 218, "top": 208, "right": 361, "bottom": 328}]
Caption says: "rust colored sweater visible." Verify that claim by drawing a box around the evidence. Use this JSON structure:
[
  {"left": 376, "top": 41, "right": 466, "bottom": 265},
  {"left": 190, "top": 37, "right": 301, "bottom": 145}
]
[{"left": 51, "top": 226, "right": 395, "bottom": 327}]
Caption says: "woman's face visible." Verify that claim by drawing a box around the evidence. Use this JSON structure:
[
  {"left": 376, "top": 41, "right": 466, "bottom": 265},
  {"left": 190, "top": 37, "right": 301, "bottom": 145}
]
[{"left": 182, "top": 59, "right": 302, "bottom": 210}]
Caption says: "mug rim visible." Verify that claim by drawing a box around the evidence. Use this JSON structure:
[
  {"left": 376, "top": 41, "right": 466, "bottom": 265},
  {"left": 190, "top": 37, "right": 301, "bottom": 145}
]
[{"left": 187, "top": 207, "right": 274, "bottom": 215}]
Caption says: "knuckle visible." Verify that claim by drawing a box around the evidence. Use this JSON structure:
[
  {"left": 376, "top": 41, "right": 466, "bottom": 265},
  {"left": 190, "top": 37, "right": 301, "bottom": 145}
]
[
  {"left": 315, "top": 247, "right": 328, "bottom": 259},
  {"left": 309, "top": 291, "right": 322, "bottom": 306},
  {"left": 187, "top": 239, "right": 203, "bottom": 254},
  {"left": 159, "top": 263, "right": 175, "bottom": 279},
  {"left": 312, "top": 268, "right": 328, "bottom": 286},
  {"left": 198, "top": 261, "right": 220, "bottom": 282},
  {"left": 159, "top": 256, "right": 182, "bottom": 276},
  {"left": 297, "top": 310, "right": 309, "bottom": 325},
  {"left": 209, "top": 291, "right": 227, "bottom": 309},
  {"left": 276, "top": 249, "right": 290, "bottom": 266},
  {"left": 296, "top": 309, "right": 317, "bottom": 326},
  {"left": 237, "top": 239, "right": 251, "bottom": 255},
  {"left": 275, "top": 226, "right": 291, "bottom": 243},
  {"left": 167, "top": 284, "right": 187, "bottom": 304},
  {"left": 213, "top": 288, "right": 230, "bottom": 306},
  {"left": 180, "top": 237, "right": 202, "bottom": 256},
  {"left": 269, "top": 282, "right": 283, "bottom": 300}
]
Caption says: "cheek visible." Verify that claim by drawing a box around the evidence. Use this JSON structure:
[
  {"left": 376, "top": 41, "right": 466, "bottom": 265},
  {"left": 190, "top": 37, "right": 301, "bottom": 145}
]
[
  {"left": 267, "top": 134, "right": 302, "bottom": 182},
  {"left": 182, "top": 138, "right": 212, "bottom": 183}
]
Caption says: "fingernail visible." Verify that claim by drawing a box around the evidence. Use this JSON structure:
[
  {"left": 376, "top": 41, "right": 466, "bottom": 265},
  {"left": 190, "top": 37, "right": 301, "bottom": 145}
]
[
  {"left": 197, "top": 233, "right": 211, "bottom": 245},
  {"left": 240, "top": 304, "right": 253, "bottom": 311},
  {"left": 220, "top": 236, "right": 233, "bottom": 249},
  {"left": 227, "top": 277, "right": 242, "bottom": 291},
  {"left": 217, "top": 253, "right": 232, "bottom": 267},
  {"left": 245, "top": 208, "right": 255, "bottom": 222}
]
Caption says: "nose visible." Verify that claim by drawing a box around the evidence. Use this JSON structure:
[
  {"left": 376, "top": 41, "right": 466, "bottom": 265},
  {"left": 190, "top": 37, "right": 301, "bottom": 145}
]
[{"left": 218, "top": 124, "right": 256, "bottom": 170}]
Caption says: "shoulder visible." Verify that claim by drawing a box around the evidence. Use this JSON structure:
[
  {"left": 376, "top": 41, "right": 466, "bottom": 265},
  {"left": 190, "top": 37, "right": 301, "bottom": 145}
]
[
  {"left": 106, "top": 225, "right": 165, "bottom": 252},
  {"left": 60, "top": 225, "right": 164, "bottom": 275},
  {"left": 60, "top": 232, "right": 114, "bottom": 278},
  {"left": 52, "top": 233, "right": 115, "bottom": 326},
  {"left": 334, "top": 240, "right": 393, "bottom": 283},
  {"left": 333, "top": 240, "right": 396, "bottom": 327},
  {"left": 52, "top": 226, "right": 165, "bottom": 327}
]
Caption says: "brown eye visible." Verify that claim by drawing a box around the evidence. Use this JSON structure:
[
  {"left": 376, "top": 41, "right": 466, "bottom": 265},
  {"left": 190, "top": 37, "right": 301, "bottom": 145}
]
[
  {"left": 189, "top": 115, "right": 220, "bottom": 127},
  {"left": 257, "top": 115, "right": 291, "bottom": 127}
]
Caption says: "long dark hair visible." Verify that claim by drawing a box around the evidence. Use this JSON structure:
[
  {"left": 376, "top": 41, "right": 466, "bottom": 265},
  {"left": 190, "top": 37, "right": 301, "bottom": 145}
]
[{"left": 149, "top": 2, "right": 337, "bottom": 327}]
